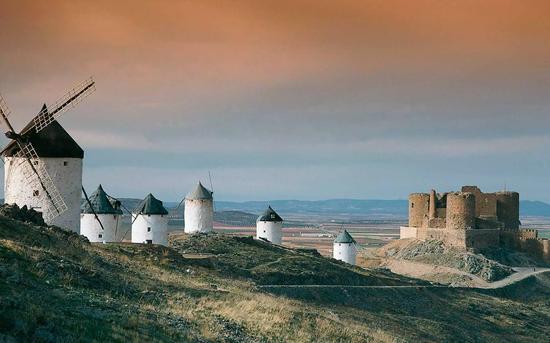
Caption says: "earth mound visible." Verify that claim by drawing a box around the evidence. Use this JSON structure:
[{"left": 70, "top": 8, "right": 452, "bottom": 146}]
[
  {"left": 378, "top": 239, "right": 514, "bottom": 282},
  {"left": 1, "top": 215, "right": 549, "bottom": 342}
]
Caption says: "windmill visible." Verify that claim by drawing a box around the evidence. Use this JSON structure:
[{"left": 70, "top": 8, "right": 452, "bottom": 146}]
[{"left": 0, "top": 78, "right": 95, "bottom": 226}]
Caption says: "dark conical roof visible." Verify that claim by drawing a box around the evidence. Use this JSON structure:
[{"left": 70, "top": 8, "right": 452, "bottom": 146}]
[
  {"left": 1, "top": 104, "right": 84, "bottom": 158},
  {"left": 186, "top": 182, "right": 213, "bottom": 200},
  {"left": 81, "top": 185, "right": 123, "bottom": 215},
  {"left": 134, "top": 193, "right": 168, "bottom": 215},
  {"left": 257, "top": 206, "right": 283, "bottom": 222},
  {"left": 334, "top": 230, "right": 356, "bottom": 244}
]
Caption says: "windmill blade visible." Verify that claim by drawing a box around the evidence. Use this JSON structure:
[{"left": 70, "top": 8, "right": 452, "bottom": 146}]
[
  {"left": 15, "top": 141, "right": 68, "bottom": 221},
  {"left": 208, "top": 171, "right": 216, "bottom": 212},
  {"left": 32, "top": 77, "right": 95, "bottom": 133},
  {"left": 0, "top": 93, "right": 17, "bottom": 135},
  {"left": 0, "top": 94, "right": 13, "bottom": 120}
]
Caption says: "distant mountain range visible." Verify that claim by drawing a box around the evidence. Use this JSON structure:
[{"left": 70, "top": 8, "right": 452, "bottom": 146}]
[
  {"left": 5, "top": 198, "right": 550, "bottom": 218},
  {"left": 214, "top": 199, "right": 550, "bottom": 218}
]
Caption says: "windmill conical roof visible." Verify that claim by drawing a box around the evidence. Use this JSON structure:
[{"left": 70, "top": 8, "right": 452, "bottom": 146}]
[
  {"left": 334, "top": 230, "right": 356, "bottom": 244},
  {"left": 1, "top": 104, "right": 84, "bottom": 158},
  {"left": 257, "top": 206, "right": 283, "bottom": 222},
  {"left": 186, "top": 182, "right": 213, "bottom": 200},
  {"left": 134, "top": 193, "right": 168, "bottom": 215},
  {"left": 81, "top": 185, "right": 123, "bottom": 215}
]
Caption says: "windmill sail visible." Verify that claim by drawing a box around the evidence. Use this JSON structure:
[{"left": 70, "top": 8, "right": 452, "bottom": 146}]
[
  {"left": 14, "top": 141, "right": 68, "bottom": 221},
  {"left": 32, "top": 77, "right": 95, "bottom": 133},
  {"left": 0, "top": 94, "right": 12, "bottom": 121}
]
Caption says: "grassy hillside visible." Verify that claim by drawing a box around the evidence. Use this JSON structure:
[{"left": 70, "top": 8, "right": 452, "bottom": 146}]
[{"left": 1, "top": 214, "right": 549, "bottom": 342}]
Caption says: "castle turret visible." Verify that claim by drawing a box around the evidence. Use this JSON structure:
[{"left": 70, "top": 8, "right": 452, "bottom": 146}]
[
  {"left": 333, "top": 230, "right": 357, "bottom": 265},
  {"left": 2, "top": 104, "right": 83, "bottom": 232},
  {"left": 80, "top": 185, "right": 122, "bottom": 243},
  {"left": 409, "top": 193, "right": 429, "bottom": 228},
  {"left": 132, "top": 193, "right": 169, "bottom": 245},
  {"left": 496, "top": 191, "right": 520, "bottom": 230},
  {"left": 256, "top": 206, "right": 283, "bottom": 244},
  {"left": 184, "top": 182, "right": 213, "bottom": 234},
  {"left": 446, "top": 192, "right": 475, "bottom": 230}
]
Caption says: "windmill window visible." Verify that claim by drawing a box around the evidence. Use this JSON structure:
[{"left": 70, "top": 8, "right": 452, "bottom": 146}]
[
  {"left": 33, "top": 190, "right": 39, "bottom": 197},
  {"left": 147, "top": 227, "right": 151, "bottom": 232},
  {"left": 146, "top": 240, "right": 152, "bottom": 244},
  {"left": 63, "top": 161, "right": 68, "bottom": 166},
  {"left": 98, "top": 234, "right": 102, "bottom": 238}
]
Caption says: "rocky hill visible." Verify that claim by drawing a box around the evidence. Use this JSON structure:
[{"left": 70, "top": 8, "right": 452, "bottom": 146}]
[{"left": 1, "top": 210, "right": 549, "bottom": 342}]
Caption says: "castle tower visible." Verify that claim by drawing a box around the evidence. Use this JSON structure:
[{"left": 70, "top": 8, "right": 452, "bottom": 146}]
[
  {"left": 446, "top": 192, "right": 475, "bottom": 230},
  {"left": 80, "top": 185, "right": 122, "bottom": 243},
  {"left": 408, "top": 193, "right": 430, "bottom": 228},
  {"left": 132, "top": 193, "right": 169, "bottom": 245},
  {"left": 496, "top": 191, "right": 520, "bottom": 229},
  {"left": 184, "top": 182, "right": 213, "bottom": 234},
  {"left": 256, "top": 206, "right": 283, "bottom": 244},
  {"left": 2, "top": 105, "right": 83, "bottom": 232},
  {"left": 333, "top": 230, "right": 357, "bottom": 265}
]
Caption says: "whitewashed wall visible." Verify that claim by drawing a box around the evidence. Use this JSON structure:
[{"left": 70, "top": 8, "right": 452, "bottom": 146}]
[
  {"left": 132, "top": 214, "right": 168, "bottom": 245},
  {"left": 80, "top": 213, "right": 121, "bottom": 243},
  {"left": 184, "top": 199, "right": 213, "bottom": 233},
  {"left": 4, "top": 157, "right": 82, "bottom": 233},
  {"left": 333, "top": 242, "right": 357, "bottom": 265},
  {"left": 256, "top": 221, "right": 283, "bottom": 244}
]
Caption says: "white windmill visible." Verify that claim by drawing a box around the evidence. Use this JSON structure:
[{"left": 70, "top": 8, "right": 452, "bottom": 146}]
[
  {"left": 184, "top": 182, "right": 214, "bottom": 234},
  {"left": 256, "top": 206, "right": 284, "bottom": 244},
  {"left": 333, "top": 229, "right": 358, "bottom": 265},
  {"left": 132, "top": 193, "right": 169, "bottom": 245},
  {"left": 80, "top": 184, "right": 123, "bottom": 243},
  {"left": 0, "top": 78, "right": 95, "bottom": 232}
]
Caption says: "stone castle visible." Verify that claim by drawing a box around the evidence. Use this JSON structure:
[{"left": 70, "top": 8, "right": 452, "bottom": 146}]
[{"left": 400, "top": 186, "right": 549, "bottom": 262}]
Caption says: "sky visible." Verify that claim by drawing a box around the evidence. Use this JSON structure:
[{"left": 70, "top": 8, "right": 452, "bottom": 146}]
[{"left": 0, "top": 0, "right": 549, "bottom": 202}]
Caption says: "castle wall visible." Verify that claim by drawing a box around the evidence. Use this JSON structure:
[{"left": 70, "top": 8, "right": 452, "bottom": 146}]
[
  {"left": 461, "top": 186, "right": 497, "bottom": 219},
  {"left": 496, "top": 192, "right": 520, "bottom": 229},
  {"left": 409, "top": 193, "right": 429, "bottom": 228},
  {"left": 500, "top": 229, "right": 548, "bottom": 262},
  {"left": 400, "top": 226, "right": 417, "bottom": 239},
  {"left": 416, "top": 227, "right": 499, "bottom": 250},
  {"left": 4, "top": 157, "right": 82, "bottom": 233},
  {"left": 446, "top": 193, "right": 475, "bottom": 230}
]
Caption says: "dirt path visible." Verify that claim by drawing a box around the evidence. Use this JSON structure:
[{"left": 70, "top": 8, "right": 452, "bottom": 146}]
[
  {"left": 481, "top": 267, "right": 550, "bottom": 289},
  {"left": 257, "top": 265, "right": 550, "bottom": 290},
  {"left": 258, "top": 284, "right": 443, "bottom": 289},
  {"left": 381, "top": 258, "right": 550, "bottom": 289}
]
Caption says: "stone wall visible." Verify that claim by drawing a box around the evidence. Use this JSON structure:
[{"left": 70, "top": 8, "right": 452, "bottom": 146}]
[
  {"left": 500, "top": 229, "right": 549, "bottom": 263},
  {"left": 416, "top": 227, "right": 499, "bottom": 250},
  {"left": 461, "top": 186, "right": 497, "bottom": 219}
]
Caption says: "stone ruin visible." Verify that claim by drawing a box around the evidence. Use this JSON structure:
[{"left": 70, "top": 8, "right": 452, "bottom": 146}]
[
  {"left": 401, "top": 186, "right": 549, "bottom": 262},
  {"left": 0, "top": 203, "right": 45, "bottom": 226}
]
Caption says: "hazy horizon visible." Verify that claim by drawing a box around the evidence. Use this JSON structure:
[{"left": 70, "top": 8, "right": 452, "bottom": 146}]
[{"left": 1, "top": 1, "right": 549, "bottom": 202}]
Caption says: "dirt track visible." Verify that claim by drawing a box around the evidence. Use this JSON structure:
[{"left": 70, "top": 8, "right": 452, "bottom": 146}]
[{"left": 257, "top": 267, "right": 550, "bottom": 290}]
